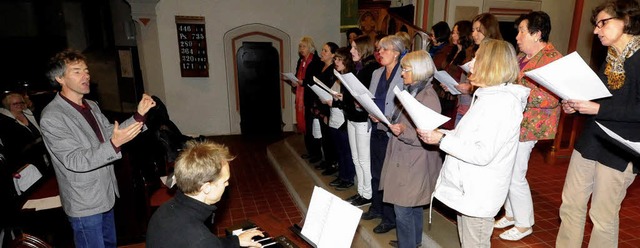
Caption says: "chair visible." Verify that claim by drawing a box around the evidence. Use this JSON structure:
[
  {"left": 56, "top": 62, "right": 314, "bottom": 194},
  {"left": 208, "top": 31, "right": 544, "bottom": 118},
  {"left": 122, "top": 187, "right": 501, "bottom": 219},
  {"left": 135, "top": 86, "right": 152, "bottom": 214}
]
[{"left": 9, "top": 233, "right": 52, "bottom": 248}]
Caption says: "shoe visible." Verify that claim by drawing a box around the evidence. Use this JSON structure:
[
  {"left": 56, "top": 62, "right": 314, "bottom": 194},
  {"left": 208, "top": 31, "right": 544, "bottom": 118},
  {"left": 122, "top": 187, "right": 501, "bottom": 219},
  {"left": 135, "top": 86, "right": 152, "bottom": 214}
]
[
  {"left": 499, "top": 227, "right": 532, "bottom": 241},
  {"left": 322, "top": 167, "right": 338, "bottom": 176},
  {"left": 301, "top": 154, "right": 311, "bottom": 159},
  {"left": 494, "top": 216, "right": 516, "bottom": 228},
  {"left": 345, "top": 194, "right": 360, "bottom": 202},
  {"left": 335, "top": 181, "right": 354, "bottom": 190},
  {"left": 314, "top": 162, "right": 327, "bottom": 170},
  {"left": 350, "top": 196, "right": 371, "bottom": 207},
  {"left": 361, "top": 210, "right": 381, "bottom": 220},
  {"left": 329, "top": 178, "right": 343, "bottom": 186},
  {"left": 373, "top": 223, "right": 396, "bottom": 234}
]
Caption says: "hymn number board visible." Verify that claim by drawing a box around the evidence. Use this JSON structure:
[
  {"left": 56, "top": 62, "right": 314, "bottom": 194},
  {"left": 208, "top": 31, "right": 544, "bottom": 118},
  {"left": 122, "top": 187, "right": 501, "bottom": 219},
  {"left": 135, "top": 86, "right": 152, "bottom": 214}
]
[{"left": 175, "top": 16, "right": 209, "bottom": 77}]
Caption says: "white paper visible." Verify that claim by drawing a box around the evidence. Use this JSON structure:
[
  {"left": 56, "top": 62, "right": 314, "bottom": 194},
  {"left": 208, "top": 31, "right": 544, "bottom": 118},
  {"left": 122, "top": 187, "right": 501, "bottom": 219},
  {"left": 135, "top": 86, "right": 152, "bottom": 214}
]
[
  {"left": 312, "top": 118, "right": 322, "bottom": 139},
  {"left": 160, "top": 174, "right": 176, "bottom": 188},
  {"left": 393, "top": 87, "right": 450, "bottom": 130},
  {"left": 308, "top": 84, "right": 333, "bottom": 102},
  {"left": 524, "top": 52, "right": 612, "bottom": 100},
  {"left": 434, "top": 70, "right": 461, "bottom": 95},
  {"left": 312, "top": 76, "right": 339, "bottom": 95},
  {"left": 597, "top": 122, "right": 640, "bottom": 155},
  {"left": 301, "top": 186, "right": 362, "bottom": 248},
  {"left": 333, "top": 70, "right": 374, "bottom": 98},
  {"left": 354, "top": 94, "right": 390, "bottom": 125},
  {"left": 459, "top": 59, "right": 473, "bottom": 73},
  {"left": 22, "top": 195, "right": 62, "bottom": 211},
  {"left": 281, "top": 72, "right": 300, "bottom": 86},
  {"left": 13, "top": 164, "right": 42, "bottom": 195}
]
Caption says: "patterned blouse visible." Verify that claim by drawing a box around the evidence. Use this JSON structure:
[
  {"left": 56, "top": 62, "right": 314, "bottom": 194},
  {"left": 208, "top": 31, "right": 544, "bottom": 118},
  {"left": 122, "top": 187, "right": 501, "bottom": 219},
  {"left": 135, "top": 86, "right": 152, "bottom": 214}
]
[{"left": 516, "top": 43, "right": 563, "bottom": 141}]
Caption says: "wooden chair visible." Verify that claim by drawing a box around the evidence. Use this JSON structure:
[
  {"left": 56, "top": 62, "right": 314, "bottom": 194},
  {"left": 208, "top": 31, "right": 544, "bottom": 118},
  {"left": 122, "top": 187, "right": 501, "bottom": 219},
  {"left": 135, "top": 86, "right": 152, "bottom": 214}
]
[{"left": 9, "top": 233, "right": 52, "bottom": 248}]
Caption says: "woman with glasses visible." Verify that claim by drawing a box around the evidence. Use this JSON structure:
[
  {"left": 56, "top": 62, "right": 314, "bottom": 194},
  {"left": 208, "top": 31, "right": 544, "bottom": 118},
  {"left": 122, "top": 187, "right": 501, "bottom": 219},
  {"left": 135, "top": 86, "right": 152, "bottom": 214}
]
[
  {"left": 0, "top": 92, "right": 49, "bottom": 173},
  {"left": 557, "top": 0, "right": 640, "bottom": 246},
  {"left": 379, "top": 50, "right": 442, "bottom": 248},
  {"left": 418, "top": 39, "right": 530, "bottom": 248}
]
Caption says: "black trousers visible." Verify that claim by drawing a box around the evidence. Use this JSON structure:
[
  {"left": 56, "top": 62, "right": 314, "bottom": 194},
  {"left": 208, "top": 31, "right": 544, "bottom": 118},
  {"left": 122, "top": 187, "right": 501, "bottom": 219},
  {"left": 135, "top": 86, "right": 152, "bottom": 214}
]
[{"left": 369, "top": 129, "right": 396, "bottom": 226}]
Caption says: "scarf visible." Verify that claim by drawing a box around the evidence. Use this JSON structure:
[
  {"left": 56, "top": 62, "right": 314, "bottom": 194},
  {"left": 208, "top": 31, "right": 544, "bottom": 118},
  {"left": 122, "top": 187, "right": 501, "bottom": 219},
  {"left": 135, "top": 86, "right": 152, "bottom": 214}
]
[
  {"left": 604, "top": 35, "right": 640, "bottom": 90},
  {"left": 390, "top": 78, "right": 431, "bottom": 124}
]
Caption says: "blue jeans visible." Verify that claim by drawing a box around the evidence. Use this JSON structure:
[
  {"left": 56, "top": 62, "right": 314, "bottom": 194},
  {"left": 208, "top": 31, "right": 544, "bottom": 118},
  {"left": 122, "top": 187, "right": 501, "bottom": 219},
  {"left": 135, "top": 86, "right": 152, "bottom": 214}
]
[
  {"left": 394, "top": 205, "right": 423, "bottom": 248},
  {"left": 68, "top": 208, "right": 116, "bottom": 248}
]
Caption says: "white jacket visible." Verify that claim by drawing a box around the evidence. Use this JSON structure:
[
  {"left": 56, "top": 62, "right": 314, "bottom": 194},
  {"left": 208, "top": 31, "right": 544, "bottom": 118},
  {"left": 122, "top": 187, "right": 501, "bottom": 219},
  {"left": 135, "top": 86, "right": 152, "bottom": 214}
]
[{"left": 433, "top": 83, "right": 530, "bottom": 218}]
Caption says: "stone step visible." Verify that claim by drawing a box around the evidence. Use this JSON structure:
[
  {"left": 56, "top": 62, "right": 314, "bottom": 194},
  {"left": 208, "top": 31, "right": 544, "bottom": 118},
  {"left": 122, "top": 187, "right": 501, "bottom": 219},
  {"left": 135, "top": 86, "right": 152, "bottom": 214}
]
[{"left": 266, "top": 134, "right": 460, "bottom": 248}]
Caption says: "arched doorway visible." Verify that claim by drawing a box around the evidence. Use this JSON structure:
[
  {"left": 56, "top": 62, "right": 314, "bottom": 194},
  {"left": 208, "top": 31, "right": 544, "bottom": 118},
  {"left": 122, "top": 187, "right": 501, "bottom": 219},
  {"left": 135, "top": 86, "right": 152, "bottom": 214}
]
[{"left": 236, "top": 42, "right": 282, "bottom": 135}]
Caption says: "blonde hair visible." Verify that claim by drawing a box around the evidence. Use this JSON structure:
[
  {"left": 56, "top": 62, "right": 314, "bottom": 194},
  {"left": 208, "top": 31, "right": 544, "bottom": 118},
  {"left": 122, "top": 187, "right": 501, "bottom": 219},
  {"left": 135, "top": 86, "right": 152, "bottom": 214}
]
[
  {"left": 469, "top": 39, "right": 518, "bottom": 87},
  {"left": 401, "top": 50, "right": 435, "bottom": 82},
  {"left": 395, "top": 31, "right": 412, "bottom": 51},
  {"left": 299, "top": 36, "right": 316, "bottom": 54},
  {"left": 2, "top": 93, "right": 23, "bottom": 110},
  {"left": 353, "top": 35, "right": 375, "bottom": 59},
  {"left": 174, "top": 140, "right": 235, "bottom": 195}
]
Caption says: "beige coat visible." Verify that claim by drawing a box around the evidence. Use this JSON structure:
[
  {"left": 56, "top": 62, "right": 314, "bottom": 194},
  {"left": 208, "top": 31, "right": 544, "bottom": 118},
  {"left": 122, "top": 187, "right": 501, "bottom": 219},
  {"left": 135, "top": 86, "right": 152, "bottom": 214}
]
[{"left": 380, "top": 84, "right": 443, "bottom": 207}]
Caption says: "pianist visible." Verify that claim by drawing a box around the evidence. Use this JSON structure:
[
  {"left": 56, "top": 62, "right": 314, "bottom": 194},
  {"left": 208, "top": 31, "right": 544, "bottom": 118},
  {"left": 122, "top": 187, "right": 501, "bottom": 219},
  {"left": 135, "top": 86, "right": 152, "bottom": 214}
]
[{"left": 146, "top": 140, "right": 264, "bottom": 248}]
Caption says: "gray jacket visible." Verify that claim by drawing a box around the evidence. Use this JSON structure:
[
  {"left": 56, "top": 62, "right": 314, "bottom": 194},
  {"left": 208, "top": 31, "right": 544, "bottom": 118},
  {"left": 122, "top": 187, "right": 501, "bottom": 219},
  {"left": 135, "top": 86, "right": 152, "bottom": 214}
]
[
  {"left": 40, "top": 94, "right": 141, "bottom": 217},
  {"left": 369, "top": 65, "right": 403, "bottom": 132}
]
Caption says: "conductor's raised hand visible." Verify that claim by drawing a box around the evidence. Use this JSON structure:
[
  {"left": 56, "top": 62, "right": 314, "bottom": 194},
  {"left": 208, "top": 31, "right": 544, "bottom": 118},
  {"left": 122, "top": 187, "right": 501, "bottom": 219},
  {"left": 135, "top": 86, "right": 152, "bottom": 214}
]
[
  {"left": 238, "top": 229, "right": 264, "bottom": 247},
  {"left": 111, "top": 121, "right": 144, "bottom": 148},
  {"left": 137, "top": 94, "right": 156, "bottom": 116}
]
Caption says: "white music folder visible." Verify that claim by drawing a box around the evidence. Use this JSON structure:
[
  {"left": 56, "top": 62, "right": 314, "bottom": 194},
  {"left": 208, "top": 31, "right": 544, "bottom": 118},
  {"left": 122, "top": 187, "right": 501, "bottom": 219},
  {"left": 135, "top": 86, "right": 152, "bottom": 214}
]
[
  {"left": 393, "top": 86, "right": 450, "bottom": 130},
  {"left": 301, "top": 186, "right": 362, "bottom": 248},
  {"left": 523, "top": 52, "right": 612, "bottom": 100}
]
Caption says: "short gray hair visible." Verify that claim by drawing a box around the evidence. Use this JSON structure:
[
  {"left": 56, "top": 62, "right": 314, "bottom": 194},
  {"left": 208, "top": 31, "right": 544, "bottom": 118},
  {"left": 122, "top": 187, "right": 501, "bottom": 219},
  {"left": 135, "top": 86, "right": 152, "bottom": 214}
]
[{"left": 378, "top": 35, "right": 406, "bottom": 54}]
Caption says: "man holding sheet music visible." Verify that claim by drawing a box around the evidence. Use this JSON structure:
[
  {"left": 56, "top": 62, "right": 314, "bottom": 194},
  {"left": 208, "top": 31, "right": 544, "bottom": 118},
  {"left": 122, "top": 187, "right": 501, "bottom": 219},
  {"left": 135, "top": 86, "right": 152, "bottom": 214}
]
[{"left": 556, "top": 1, "right": 640, "bottom": 247}]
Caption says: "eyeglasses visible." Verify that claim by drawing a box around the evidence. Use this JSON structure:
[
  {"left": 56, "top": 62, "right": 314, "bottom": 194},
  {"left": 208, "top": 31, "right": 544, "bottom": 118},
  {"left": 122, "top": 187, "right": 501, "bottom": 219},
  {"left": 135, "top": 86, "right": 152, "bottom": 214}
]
[
  {"left": 594, "top": 17, "right": 615, "bottom": 29},
  {"left": 401, "top": 68, "right": 412, "bottom": 73},
  {"left": 11, "top": 102, "right": 25, "bottom": 106}
]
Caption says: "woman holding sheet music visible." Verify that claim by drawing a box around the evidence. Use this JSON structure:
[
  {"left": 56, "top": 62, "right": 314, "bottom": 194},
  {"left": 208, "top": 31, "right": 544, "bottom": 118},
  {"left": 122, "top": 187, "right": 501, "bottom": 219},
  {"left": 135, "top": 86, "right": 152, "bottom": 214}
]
[
  {"left": 417, "top": 39, "right": 530, "bottom": 248},
  {"left": 313, "top": 42, "right": 340, "bottom": 174},
  {"left": 453, "top": 13, "right": 503, "bottom": 126},
  {"left": 295, "top": 36, "right": 323, "bottom": 163},
  {"left": 493, "top": 11, "right": 563, "bottom": 241},
  {"left": 557, "top": 1, "right": 640, "bottom": 246},
  {"left": 365, "top": 35, "right": 406, "bottom": 234},
  {"left": 339, "top": 35, "right": 379, "bottom": 207},
  {"left": 379, "top": 50, "right": 442, "bottom": 248}
]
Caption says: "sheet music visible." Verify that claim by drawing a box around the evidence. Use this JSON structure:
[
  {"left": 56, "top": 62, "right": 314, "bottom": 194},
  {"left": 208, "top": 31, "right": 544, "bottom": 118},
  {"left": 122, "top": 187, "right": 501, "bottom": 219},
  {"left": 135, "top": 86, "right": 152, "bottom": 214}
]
[
  {"left": 22, "top": 195, "right": 62, "bottom": 211},
  {"left": 160, "top": 174, "right": 176, "bottom": 188},
  {"left": 13, "top": 164, "right": 42, "bottom": 195},
  {"left": 393, "top": 86, "right": 450, "bottom": 130},
  {"left": 459, "top": 59, "right": 473, "bottom": 73},
  {"left": 524, "top": 52, "right": 612, "bottom": 100},
  {"left": 354, "top": 93, "right": 390, "bottom": 125},
  {"left": 313, "top": 76, "right": 339, "bottom": 95},
  {"left": 281, "top": 72, "right": 300, "bottom": 86},
  {"left": 596, "top": 122, "right": 640, "bottom": 155},
  {"left": 308, "top": 84, "right": 333, "bottom": 102},
  {"left": 434, "top": 70, "right": 461, "bottom": 95},
  {"left": 302, "top": 186, "right": 362, "bottom": 248},
  {"left": 333, "top": 70, "right": 374, "bottom": 98}
]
